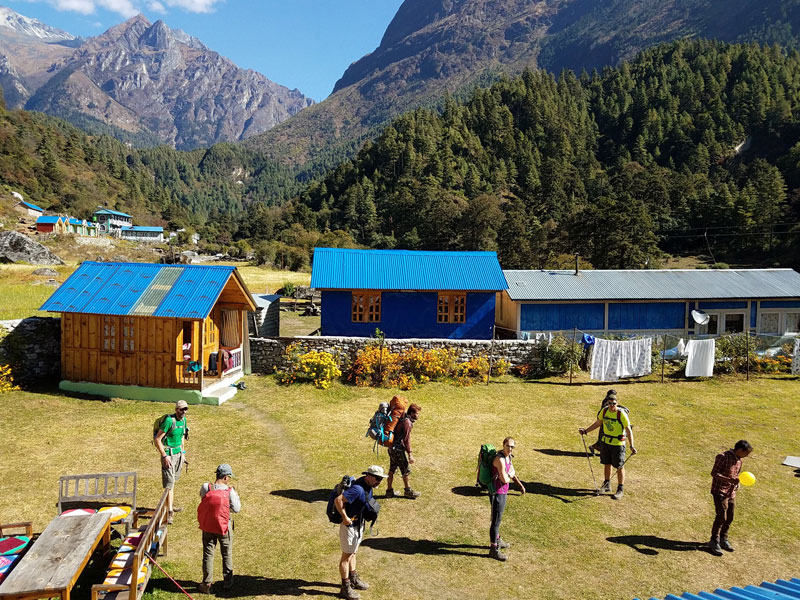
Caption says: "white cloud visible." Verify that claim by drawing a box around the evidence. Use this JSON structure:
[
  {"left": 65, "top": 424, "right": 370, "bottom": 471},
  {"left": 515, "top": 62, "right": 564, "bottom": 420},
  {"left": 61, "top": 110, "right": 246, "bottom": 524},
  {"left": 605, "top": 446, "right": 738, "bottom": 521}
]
[
  {"left": 148, "top": 0, "right": 166, "bottom": 13},
  {"left": 163, "top": 0, "right": 221, "bottom": 14},
  {"left": 98, "top": 0, "right": 138, "bottom": 17},
  {"left": 50, "top": 0, "right": 96, "bottom": 15}
]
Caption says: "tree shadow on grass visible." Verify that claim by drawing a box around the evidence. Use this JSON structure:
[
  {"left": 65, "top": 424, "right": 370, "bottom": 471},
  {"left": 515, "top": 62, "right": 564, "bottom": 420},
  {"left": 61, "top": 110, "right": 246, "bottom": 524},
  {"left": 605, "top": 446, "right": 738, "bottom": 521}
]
[
  {"left": 607, "top": 535, "right": 705, "bottom": 556},
  {"left": 269, "top": 488, "right": 328, "bottom": 503},
  {"left": 362, "top": 536, "right": 485, "bottom": 557},
  {"left": 535, "top": 448, "right": 588, "bottom": 457},
  {"left": 520, "top": 481, "right": 598, "bottom": 504},
  {"left": 148, "top": 574, "right": 341, "bottom": 597}
]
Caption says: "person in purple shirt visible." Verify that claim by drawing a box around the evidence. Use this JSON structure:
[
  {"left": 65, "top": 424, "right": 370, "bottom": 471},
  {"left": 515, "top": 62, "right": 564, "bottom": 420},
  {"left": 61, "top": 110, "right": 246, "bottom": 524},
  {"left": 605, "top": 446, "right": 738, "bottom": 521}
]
[
  {"left": 333, "top": 465, "right": 387, "bottom": 600},
  {"left": 386, "top": 403, "right": 422, "bottom": 499},
  {"left": 489, "top": 437, "right": 526, "bottom": 561}
]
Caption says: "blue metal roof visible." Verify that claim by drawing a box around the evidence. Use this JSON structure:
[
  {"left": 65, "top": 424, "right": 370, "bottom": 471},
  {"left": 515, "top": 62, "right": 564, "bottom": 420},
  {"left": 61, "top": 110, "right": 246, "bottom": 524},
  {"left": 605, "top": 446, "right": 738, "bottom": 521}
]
[
  {"left": 40, "top": 262, "right": 250, "bottom": 318},
  {"left": 36, "top": 216, "right": 63, "bottom": 224},
  {"left": 635, "top": 577, "right": 800, "bottom": 600},
  {"left": 310, "top": 248, "right": 508, "bottom": 291},
  {"left": 68, "top": 218, "right": 84, "bottom": 225},
  {"left": 93, "top": 208, "right": 132, "bottom": 218},
  {"left": 122, "top": 226, "right": 164, "bottom": 232},
  {"left": 20, "top": 201, "right": 43, "bottom": 212},
  {"left": 504, "top": 269, "right": 800, "bottom": 301}
]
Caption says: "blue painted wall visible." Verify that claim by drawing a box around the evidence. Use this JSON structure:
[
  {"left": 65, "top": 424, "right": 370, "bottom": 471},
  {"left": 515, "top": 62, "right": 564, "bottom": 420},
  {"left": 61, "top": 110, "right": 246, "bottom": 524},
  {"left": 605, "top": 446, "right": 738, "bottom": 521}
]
[
  {"left": 520, "top": 303, "right": 604, "bottom": 331},
  {"left": 320, "top": 291, "right": 496, "bottom": 339},
  {"left": 751, "top": 303, "right": 757, "bottom": 328},
  {"left": 759, "top": 301, "right": 800, "bottom": 308},
  {"left": 608, "top": 302, "right": 685, "bottom": 330},
  {"left": 698, "top": 301, "right": 747, "bottom": 309}
]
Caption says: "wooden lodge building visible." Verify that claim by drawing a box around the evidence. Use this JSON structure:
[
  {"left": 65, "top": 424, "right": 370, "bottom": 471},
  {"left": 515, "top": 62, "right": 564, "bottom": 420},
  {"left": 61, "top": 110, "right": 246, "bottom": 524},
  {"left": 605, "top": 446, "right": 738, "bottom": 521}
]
[{"left": 40, "top": 262, "right": 257, "bottom": 405}]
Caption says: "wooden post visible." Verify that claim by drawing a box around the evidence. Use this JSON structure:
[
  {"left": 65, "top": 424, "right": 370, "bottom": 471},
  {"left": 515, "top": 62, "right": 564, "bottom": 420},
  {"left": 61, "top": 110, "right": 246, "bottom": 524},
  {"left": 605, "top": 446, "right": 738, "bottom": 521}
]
[
  {"left": 661, "top": 334, "right": 666, "bottom": 383},
  {"left": 746, "top": 329, "right": 750, "bottom": 381},
  {"left": 570, "top": 326, "right": 577, "bottom": 384},
  {"left": 378, "top": 335, "right": 384, "bottom": 385}
]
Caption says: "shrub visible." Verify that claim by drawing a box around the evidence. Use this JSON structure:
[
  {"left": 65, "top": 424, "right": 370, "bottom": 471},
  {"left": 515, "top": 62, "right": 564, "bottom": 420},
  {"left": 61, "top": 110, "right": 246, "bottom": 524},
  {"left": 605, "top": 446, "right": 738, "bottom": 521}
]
[
  {"left": 276, "top": 343, "right": 341, "bottom": 389},
  {"left": 541, "top": 334, "right": 583, "bottom": 375},
  {"left": 400, "top": 347, "right": 456, "bottom": 383},
  {"left": 714, "top": 334, "right": 758, "bottom": 374},
  {"left": 348, "top": 344, "right": 403, "bottom": 387},
  {"left": 0, "top": 364, "right": 19, "bottom": 393}
]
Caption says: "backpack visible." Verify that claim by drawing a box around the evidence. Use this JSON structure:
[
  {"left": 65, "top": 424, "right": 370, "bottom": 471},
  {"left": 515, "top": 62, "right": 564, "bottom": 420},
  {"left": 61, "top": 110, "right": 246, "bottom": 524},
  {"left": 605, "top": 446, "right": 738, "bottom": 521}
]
[
  {"left": 476, "top": 444, "right": 497, "bottom": 489},
  {"left": 152, "top": 413, "right": 187, "bottom": 446},
  {"left": 326, "top": 475, "right": 356, "bottom": 524},
  {"left": 381, "top": 395, "right": 407, "bottom": 447},
  {"left": 197, "top": 485, "right": 231, "bottom": 535},
  {"left": 599, "top": 406, "right": 632, "bottom": 440},
  {"left": 363, "top": 496, "right": 380, "bottom": 535},
  {"left": 366, "top": 402, "right": 392, "bottom": 445}
]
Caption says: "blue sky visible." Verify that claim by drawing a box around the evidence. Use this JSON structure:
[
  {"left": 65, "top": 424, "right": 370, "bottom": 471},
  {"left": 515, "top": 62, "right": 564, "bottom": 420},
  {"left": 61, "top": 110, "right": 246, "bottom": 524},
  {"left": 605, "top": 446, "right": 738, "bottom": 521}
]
[{"left": 4, "top": 0, "right": 405, "bottom": 101}]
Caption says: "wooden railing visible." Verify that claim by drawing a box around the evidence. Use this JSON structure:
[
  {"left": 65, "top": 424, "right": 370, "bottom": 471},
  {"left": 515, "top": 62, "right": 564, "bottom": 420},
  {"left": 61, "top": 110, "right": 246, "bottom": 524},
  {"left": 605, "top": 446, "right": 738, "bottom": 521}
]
[
  {"left": 175, "top": 361, "right": 202, "bottom": 389},
  {"left": 221, "top": 347, "right": 242, "bottom": 376}
]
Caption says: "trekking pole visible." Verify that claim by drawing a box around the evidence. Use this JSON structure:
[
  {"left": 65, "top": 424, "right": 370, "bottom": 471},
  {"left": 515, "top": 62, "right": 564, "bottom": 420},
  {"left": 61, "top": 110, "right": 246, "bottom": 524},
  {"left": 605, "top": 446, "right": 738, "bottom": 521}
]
[
  {"left": 580, "top": 433, "right": 600, "bottom": 495},
  {"left": 145, "top": 552, "right": 196, "bottom": 600},
  {"left": 611, "top": 453, "right": 635, "bottom": 480}
]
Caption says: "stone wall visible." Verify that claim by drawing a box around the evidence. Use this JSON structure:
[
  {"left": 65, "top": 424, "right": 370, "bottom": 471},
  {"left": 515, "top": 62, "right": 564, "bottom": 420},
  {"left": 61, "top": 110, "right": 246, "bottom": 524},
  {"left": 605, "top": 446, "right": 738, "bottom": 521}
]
[
  {"left": 0, "top": 317, "right": 61, "bottom": 387},
  {"left": 249, "top": 335, "right": 543, "bottom": 374}
]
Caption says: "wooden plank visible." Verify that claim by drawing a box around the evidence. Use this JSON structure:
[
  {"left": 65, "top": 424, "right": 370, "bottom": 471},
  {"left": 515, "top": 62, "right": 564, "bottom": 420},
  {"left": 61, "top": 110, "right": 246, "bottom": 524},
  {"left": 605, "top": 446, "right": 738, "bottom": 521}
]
[
  {"left": 88, "top": 315, "right": 99, "bottom": 350},
  {"left": 63, "top": 314, "right": 73, "bottom": 349},
  {"left": 154, "top": 320, "right": 164, "bottom": 355},
  {"left": 0, "top": 513, "right": 110, "bottom": 595},
  {"left": 122, "top": 355, "right": 135, "bottom": 385},
  {"left": 79, "top": 315, "right": 89, "bottom": 350}
]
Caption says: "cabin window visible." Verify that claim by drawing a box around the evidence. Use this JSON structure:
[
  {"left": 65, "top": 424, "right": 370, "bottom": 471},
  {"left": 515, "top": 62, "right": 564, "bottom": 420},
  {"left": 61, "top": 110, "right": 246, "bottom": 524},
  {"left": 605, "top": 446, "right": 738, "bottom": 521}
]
[
  {"left": 786, "top": 312, "right": 800, "bottom": 333},
  {"left": 437, "top": 293, "right": 466, "bottom": 323},
  {"left": 204, "top": 315, "right": 217, "bottom": 345},
  {"left": 724, "top": 313, "right": 745, "bottom": 334},
  {"left": 352, "top": 292, "right": 381, "bottom": 322},
  {"left": 102, "top": 316, "right": 117, "bottom": 351},
  {"left": 182, "top": 322, "right": 193, "bottom": 360},
  {"left": 760, "top": 313, "right": 779, "bottom": 334},
  {"left": 121, "top": 317, "right": 136, "bottom": 352}
]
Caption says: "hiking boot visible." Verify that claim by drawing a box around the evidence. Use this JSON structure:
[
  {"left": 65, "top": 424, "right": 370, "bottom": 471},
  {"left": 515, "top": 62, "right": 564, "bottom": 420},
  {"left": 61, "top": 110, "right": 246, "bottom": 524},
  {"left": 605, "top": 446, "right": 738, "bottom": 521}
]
[
  {"left": 340, "top": 581, "right": 361, "bottom": 600},
  {"left": 720, "top": 539, "right": 734, "bottom": 552},
  {"left": 611, "top": 486, "right": 624, "bottom": 500},
  {"left": 708, "top": 540, "right": 723, "bottom": 556},
  {"left": 497, "top": 539, "right": 511, "bottom": 549},
  {"left": 223, "top": 575, "right": 234, "bottom": 590},
  {"left": 403, "top": 487, "right": 421, "bottom": 499},
  {"left": 385, "top": 488, "right": 395, "bottom": 498},
  {"left": 349, "top": 572, "right": 369, "bottom": 590},
  {"left": 489, "top": 547, "right": 508, "bottom": 561},
  {"left": 198, "top": 582, "right": 212, "bottom": 594},
  {"left": 598, "top": 480, "right": 611, "bottom": 493}
]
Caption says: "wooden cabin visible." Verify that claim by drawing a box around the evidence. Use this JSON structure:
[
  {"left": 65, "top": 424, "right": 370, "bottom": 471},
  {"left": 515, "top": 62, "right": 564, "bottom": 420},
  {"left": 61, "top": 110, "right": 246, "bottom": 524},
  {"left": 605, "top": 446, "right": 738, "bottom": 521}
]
[{"left": 40, "top": 262, "right": 257, "bottom": 405}]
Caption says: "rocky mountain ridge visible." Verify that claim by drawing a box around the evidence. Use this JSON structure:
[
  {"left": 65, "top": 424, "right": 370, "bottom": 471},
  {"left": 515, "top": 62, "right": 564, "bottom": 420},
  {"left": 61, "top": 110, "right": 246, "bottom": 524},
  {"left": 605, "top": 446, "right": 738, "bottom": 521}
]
[{"left": 0, "top": 7, "right": 313, "bottom": 150}]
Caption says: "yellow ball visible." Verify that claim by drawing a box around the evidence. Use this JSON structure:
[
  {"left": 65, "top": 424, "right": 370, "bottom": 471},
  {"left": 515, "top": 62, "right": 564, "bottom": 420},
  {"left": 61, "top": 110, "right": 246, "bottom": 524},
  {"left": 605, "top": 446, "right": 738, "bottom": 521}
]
[{"left": 739, "top": 471, "right": 756, "bottom": 486}]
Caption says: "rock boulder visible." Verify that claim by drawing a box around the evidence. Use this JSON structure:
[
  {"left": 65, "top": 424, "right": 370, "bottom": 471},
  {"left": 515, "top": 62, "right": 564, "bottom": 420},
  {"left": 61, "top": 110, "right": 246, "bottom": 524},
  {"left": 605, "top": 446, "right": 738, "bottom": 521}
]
[{"left": 0, "top": 231, "right": 64, "bottom": 265}]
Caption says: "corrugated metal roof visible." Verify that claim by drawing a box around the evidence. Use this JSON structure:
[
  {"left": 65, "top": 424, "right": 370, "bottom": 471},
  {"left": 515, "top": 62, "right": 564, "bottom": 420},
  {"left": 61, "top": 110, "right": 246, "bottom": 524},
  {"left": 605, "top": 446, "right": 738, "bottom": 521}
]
[
  {"left": 40, "top": 262, "right": 248, "bottom": 318},
  {"left": 504, "top": 269, "right": 800, "bottom": 301},
  {"left": 121, "top": 226, "right": 164, "bottom": 232},
  {"left": 93, "top": 208, "right": 132, "bottom": 217},
  {"left": 68, "top": 218, "right": 84, "bottom": 225},
  {"left": 20, "top": 201, "right": 43, "bottom": 212},
  {"left": 310, "top": 248, "right": 508, "bottom": 291},
  {"left": 36, "top": 216, "right": 63, "bottom": 224},
  {"left": 635, "top": 577, "right": 800, "bottom": 600}
]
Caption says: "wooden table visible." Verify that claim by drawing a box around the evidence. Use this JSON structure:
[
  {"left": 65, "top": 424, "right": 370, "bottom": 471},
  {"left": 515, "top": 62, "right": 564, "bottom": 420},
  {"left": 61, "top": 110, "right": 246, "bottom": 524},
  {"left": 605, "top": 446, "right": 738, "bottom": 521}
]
[{"left": 0, "top": 512, "right": 111, "bottom": 600}]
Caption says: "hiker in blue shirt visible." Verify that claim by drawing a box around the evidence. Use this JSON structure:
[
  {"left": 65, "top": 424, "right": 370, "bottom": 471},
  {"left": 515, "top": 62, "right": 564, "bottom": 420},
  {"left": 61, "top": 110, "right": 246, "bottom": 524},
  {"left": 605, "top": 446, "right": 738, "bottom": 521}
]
[{"left": 333, "top": 465, "right": 387, "bottom": 600}]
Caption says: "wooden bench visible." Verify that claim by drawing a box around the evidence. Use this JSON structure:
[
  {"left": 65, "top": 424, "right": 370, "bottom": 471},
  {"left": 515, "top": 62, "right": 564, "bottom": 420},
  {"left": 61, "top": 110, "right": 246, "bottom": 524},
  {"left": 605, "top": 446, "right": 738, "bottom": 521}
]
[
  {"left": 0, "top": 522, "right": 33, "bottom": 585},
  {"left": 58, "top": 473, "right": 137, "bottom": 535},
  {"left": 90, "top": 488, "right": 170, "bottom": 600}
]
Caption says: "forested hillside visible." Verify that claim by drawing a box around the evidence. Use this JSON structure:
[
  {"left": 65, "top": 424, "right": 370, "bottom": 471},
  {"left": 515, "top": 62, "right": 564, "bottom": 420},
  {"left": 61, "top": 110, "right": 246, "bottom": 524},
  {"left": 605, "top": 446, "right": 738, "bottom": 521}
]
[{"left": 256, "top": 40, "right": 800, "bottom": 270}]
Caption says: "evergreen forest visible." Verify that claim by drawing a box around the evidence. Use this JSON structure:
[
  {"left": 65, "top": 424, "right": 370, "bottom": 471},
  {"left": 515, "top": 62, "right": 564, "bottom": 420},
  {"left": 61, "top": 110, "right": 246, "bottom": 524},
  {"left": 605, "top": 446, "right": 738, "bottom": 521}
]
[{"left": 4, "top": 39, "right": 800, "bottom": 271}]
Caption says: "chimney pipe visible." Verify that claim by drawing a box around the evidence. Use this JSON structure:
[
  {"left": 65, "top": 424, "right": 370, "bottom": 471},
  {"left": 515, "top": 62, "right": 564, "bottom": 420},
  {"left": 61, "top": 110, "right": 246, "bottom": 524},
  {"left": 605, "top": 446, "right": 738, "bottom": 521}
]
[{"left": 574, "top": 253, "right": 580, "bottom": 275}]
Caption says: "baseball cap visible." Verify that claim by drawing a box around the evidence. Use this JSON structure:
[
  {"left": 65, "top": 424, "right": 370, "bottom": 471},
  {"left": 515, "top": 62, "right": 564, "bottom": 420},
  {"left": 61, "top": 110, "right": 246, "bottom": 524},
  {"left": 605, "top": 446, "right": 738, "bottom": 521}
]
[{"left": 216, "top": 463, "right": 235, "bottom": 478}]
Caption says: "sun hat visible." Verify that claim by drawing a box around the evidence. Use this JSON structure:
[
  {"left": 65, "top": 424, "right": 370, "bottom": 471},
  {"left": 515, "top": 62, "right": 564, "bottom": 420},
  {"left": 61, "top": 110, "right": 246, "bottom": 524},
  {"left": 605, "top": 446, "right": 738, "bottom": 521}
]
[{"left": 362, "top": 465, "right": 388, "bottom": 478}]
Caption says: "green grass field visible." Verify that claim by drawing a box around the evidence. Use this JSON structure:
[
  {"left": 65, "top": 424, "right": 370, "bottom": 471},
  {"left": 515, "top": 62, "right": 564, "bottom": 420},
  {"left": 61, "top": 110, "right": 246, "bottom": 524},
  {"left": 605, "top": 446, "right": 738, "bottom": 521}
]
[{"left": 2, "top": 374, "right": 799, "bottom": 600}]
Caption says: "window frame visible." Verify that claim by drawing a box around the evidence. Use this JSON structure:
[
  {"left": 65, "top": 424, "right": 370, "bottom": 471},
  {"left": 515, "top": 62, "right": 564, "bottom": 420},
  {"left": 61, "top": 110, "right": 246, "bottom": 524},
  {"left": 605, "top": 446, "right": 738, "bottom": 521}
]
[
  {"left": 351, "top": 291, "right": 382, "bottom": 323},
  {"left": 437, "top": 292, "right": 467, "bottom": 324}
]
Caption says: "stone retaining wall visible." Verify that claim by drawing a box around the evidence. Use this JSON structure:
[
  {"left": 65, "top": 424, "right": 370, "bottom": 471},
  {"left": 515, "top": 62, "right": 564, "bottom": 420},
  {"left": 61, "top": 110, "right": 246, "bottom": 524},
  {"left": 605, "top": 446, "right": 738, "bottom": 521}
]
[
  {"left": 0, "top": 317, "right": 61, "bottom": 387},
  {"left": 249, "top": 336, "right": 543, "bottom": 374}
]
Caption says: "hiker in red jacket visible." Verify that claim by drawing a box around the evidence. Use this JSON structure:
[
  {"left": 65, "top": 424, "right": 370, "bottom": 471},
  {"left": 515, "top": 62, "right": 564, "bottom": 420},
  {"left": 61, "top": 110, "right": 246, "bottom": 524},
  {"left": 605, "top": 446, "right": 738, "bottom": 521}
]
[
  {"left": 386, "top": 403, "right": 422, "bottom": 499},
  {"left": 197, "top": 464, "right": 241, "bottom": 593}
]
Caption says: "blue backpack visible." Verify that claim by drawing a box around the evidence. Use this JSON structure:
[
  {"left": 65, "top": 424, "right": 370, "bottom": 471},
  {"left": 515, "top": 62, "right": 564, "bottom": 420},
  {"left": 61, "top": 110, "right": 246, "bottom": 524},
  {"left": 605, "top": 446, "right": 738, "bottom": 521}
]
[
  {"left": 366, "top": 402, "right": 393, "bottom": 445},
  {"left": 326, "top": 476, "right": 356, "bottom": 524}
]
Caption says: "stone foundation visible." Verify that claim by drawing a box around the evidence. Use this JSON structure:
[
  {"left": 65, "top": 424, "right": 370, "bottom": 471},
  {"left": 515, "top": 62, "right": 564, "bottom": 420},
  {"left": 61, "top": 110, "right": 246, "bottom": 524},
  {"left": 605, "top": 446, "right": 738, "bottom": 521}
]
[{"left": 0, "top": 317, "right": 61, "bottom": 388}]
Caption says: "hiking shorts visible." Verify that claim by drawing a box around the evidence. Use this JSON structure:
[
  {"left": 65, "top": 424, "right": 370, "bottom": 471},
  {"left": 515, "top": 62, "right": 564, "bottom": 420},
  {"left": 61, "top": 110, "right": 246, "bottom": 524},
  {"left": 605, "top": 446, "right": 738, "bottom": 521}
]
[
  {"left": 339, "top": 521, "right": 365, "bottom": 554},
  {"left": 599, "top": 442, "right": 626, "bottom": 468},
  {"left": 161, "top": 452, "right": 184, "bottom": 489},
  {"left": 388, "top": 447, "right": 410, "bottom": 475}
]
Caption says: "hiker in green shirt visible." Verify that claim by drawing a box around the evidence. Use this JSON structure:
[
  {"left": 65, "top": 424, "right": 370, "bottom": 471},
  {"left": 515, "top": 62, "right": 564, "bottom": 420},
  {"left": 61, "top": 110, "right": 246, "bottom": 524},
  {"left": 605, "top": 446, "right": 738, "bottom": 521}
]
[
  {"left": 155, "top": 400, "right": 189, "bottom": 524},
  {"left": 579, "top": 392, "right": 636, "bottom": 499}
]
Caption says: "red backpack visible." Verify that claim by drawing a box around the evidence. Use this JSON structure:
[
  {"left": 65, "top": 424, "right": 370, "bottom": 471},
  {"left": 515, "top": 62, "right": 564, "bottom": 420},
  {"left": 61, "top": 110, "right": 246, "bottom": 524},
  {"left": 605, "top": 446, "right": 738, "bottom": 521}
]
[{"left": 197, "top": 485, "right": 231, "bottom": 535}]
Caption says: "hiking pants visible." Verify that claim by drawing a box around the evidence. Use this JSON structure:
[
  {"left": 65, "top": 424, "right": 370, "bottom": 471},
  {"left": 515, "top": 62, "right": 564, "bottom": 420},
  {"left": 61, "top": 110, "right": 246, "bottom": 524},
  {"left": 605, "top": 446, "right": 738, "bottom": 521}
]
[
  {"left": 711, "top": 493, "right": 735, "bottom": 541},
  {"left": 202, "top": 525, "right": 233, "bottom": 584},
  {"left": 489, "top": 492, "right": 507, "bottom": 546}
]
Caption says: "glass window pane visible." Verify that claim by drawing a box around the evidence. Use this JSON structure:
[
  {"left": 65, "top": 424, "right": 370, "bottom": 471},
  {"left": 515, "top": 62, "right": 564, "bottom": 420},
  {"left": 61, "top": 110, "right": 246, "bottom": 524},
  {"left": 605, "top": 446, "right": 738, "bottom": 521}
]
[
  {"left": 724, "top": 313, "right": 744, "bottom": 333},
  {"left": 786, "top": 313, "right": 800, "bottom": 333},
  {"left": 760, "top": 313, "right": 779, "bottom": 334}
]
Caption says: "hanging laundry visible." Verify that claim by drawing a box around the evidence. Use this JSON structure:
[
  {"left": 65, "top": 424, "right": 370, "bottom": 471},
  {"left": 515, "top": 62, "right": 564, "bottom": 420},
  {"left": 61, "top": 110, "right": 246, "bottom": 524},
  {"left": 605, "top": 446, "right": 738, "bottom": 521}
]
[
  {"left": 581, "top": 333, "right": 595, "bottom": 346},
  {"left": 590, "top": 337, "right": 652, "bottom": 382},
  {"left": 792, "top": 339, "right": 800, "bottom": 375},
  {"left": 685, "top": 339, "right": 716, "bottom": 377}
]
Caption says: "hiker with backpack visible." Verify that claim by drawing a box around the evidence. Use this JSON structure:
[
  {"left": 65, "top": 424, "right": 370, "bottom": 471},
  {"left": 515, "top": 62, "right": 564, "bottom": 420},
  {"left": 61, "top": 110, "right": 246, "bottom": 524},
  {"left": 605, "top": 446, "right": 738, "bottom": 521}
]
[
  {"left": 588, "top": 389, "right": 620, "bottom": 455},
  {"left": 331, "top": 465, "right": 386, "bottom": 600},
  {"left": 579, "top": 391, "right": 637, "bottom": 499},
  {"left": 154, "top": 400, "right": 189, "bottom": 524},
  {"left": 385, "top": 403, "right": 422, "bottom": 499},
  {"left": 197, "top": 464, "right": 241, "bottom": 593},
  {"left": 484, "top": 437, "right": 525, "bottom": 561}
]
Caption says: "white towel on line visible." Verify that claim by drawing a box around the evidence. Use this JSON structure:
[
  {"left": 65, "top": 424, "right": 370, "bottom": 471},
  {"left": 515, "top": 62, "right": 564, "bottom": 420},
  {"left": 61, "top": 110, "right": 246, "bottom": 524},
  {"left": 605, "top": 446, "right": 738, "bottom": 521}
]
[
  {"left": 685, "top": 339, "right": 715, "bottom": 377},
  {"left": 590, "top": 337, "right": 652, "bottom": 382}
]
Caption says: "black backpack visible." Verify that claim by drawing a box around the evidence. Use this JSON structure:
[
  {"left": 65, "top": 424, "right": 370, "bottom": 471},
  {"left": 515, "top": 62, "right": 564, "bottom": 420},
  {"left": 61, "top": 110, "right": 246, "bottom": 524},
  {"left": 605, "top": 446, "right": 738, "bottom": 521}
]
[{"left": 326, "top": 476, "right": 355, "bottom": 524}]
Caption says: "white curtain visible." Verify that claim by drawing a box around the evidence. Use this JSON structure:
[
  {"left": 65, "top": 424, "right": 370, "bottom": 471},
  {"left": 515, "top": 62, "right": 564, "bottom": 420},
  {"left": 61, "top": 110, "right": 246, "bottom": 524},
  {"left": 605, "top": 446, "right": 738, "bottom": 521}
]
[
  {"left": 685, "top": 339, "right": 715, "bottom": 377},
  {"left": 221, "top": 310, "right": 241, "bottom": 347},
  {"left": 590, "top": 337, "right": 652, "bottom": 382}
]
